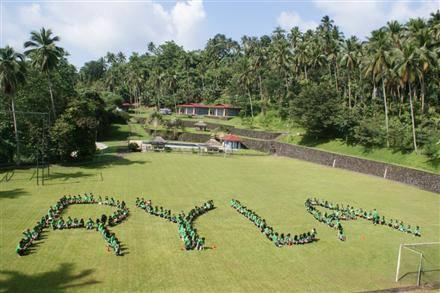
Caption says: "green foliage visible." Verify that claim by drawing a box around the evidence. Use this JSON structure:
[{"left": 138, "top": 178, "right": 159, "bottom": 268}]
[
  {"left": 50, "top": 99, "right": 97, "bottom": 161},
  {"left": 128, "top": 142, "right": 140, "bottom": 152},
  {"left": 101, "top": 91, "right": 124, "bottom": 109},
  {"left": 290, "top": 82, "right": 343, "bottom": 138},
  {"left": 353, "top": 115, "right": 386, "bottom": 148},
  {"left": 0, "top": 116, "right": 15, "bottom": 163},
  {"left": 423, "top": 134, "right": 440, "bottom": 160}
]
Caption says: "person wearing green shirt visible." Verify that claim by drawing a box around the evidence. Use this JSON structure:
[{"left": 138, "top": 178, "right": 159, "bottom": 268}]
[{"left": 414, "top": 226, "right": 421, "bottom": 237}]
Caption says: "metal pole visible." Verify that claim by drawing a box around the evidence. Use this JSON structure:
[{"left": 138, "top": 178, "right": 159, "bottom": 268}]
[
  {"left": 41, "top": 153, "right": 44, "bottom": 186},
  {"left": 395, "top": 244, "right": 402, "bottom": 282},
  {"left": 36, "top": 156, "right": 39, "bottom": 186}
]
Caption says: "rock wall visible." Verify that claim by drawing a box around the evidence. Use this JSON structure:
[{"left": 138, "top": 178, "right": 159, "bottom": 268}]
[
  {"left": 180, "top": 120, "right": 281, "bottom": 140},
  {"left": 241, "top": 138, "right": 440, "bottom": 193}
]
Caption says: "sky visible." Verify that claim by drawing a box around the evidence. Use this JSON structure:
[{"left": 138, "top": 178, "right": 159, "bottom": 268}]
[{"left": 2, "top": 0, "right": 439, "bottom": 68}]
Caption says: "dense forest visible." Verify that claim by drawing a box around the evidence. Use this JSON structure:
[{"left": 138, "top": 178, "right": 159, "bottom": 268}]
[{"left": 1, "top": 12, "right": 439, "bottom": 165}]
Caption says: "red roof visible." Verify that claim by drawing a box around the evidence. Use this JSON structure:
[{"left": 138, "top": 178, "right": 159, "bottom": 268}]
[
  {"left": 177, "top": 103, "right": 240, "bottom": 109},
  {"left": 223, "top": 134, "right": 241, "bottom": 142}
]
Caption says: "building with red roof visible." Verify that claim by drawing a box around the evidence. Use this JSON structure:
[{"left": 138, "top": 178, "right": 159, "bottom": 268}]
[
  {"left": 176, "top": 103, "right": 240, "bottom": 118},
  {"left": 223, "top": 134, "right": 242, "bottom": 150}
]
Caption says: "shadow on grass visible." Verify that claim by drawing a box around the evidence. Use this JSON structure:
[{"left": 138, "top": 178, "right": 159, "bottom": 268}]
[
  {"left": 61, "top": 154, "right": 150, "bottom": 170},
  {"left": 47, "top": 171, "right": 95, "bottom": 181},
  {"left": 427, "top": 158, "right": 440, "bottom": 170},
  {"left": 99, "top": 124, "right": 130, "bottom": 142},
  {"left": 297, "top": 134, "right": 332, "bottom": 148},
  {"left": 0, "top": 263, "right": 100, "bottom": 292},
  {"left": 0, "top": 188, "right": 28, "bottom": 200}
]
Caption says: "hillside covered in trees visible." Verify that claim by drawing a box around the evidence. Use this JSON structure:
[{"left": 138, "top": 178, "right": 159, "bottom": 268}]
[{"left": 1, "top": 12, "right": 439, "bottom": 167}]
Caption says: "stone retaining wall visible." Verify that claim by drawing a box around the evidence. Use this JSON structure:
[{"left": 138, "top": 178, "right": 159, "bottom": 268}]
[
  {"left": 180, "top": 120, "right": 282, "bottom": 140},
  {"left": 145, "top": 128, "right": 211, "bottom": 143},
  {"left": 241, "top": 138, "right": 440, "bottom": 193},
  {"left": 178, "top": 132, "right": 211, "bottom": 143}
]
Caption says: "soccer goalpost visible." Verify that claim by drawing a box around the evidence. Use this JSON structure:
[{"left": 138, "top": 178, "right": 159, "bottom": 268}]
[{"left": 395, "top": 242, "right": 440, "bottom": 287}]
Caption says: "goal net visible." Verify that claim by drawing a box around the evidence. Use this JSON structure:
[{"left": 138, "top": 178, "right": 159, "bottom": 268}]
[{"left": 395, "top": 242, "right": 440, "bottom": 287}]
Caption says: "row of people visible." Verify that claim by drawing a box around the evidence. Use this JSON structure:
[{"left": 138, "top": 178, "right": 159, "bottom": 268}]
[
  {"left": 230, "top": 199, "right": 317, "bottom": 247},
  {"left": 305, "top": 198, "right": 421, "bottom": 239},
  {"left": 17, "top": 193, "right": 128, "bottom": 256},
  {"left": 177, "top": 201, "right": 214, "bottom": 250},
  {"left": 98, "top": 223, "right": 122, "bottom": 255},
  {"left": 16, "top": 218, "right": 46, "bottom": 255},
  {"left": 136, "top": 198, "right": 214, "bottom": 250},
  {"left": 178, "top": 220, "right": 205, "bottom": 250},
  {"left": 136, "top": 198, "right": 177, "bottom": 223},
  {"left": 61, "top": 193, "right": 126, "bottom": 209},
  {"left": 51, "top": 217, "right": 85, "bottom": 230}
]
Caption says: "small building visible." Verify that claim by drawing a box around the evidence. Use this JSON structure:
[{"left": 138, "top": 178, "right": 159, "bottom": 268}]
[
  {"left": 159, "top": 108, "right": 172, "bottom": 115},
  {"left": 194, "top": 121, "right": 208, "bottom": 131},
  {"left": 177, "top": 103, "right": 240, "bottom": 118},
  {"left": 204, "top": 138, "right": 222, "bottom": 152},
  {"left": 223, "top": 134, "right": 242, "bottom": 150},
  {"left": 150, "top": 136, "right": 167, "bottom": 151}
]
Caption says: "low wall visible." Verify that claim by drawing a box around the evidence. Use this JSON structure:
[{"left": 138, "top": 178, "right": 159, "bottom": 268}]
[
  {"left": 241, "top": 138, "right": 440, "bottom": 193},
  {"left": 145, "top": 128, "right": 211, "bottom": 143},
  {"left": 180, "top": 120, "right": 282, "bottom": 140},
  {"left": 178, "top": 132, "right": 211, "bottom": 143}
]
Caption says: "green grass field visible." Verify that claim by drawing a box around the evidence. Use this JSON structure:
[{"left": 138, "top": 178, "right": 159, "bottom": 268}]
[{"left": 1, "top": 143, "right": 439, "bottom": 292}]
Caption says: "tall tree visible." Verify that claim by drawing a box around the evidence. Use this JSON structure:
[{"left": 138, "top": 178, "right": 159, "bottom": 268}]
[
  {"left": 393, "top": 42, "right": 423, "bottom": 153},
  {"left": 24, "top": 27, "right": 64, "bottom": 119},
  {"left": 0, "top": 46, "right": 27, "bottom": 164},
  {"left": 364, "top": 30, "right": 392, "bottom": 147}
]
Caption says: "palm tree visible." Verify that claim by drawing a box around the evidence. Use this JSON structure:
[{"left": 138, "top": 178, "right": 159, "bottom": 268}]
[
  {"left": 238, "top": 63, "right": 254, "bottom": 120},
  {"left": 393, "top": 43, "right": 422, "bottom": 153},
  {"left": 24, "top": 27, "right": 64, "bottom": 119},
  {"left": 0, "top": 46, "right": 27, "bottom": 164},
  {"left": 270, "top": 27, "right": 291, "bottom": 109},
  {"left": 339, "top": 37, "right": 360, "bottom": 109},
  {"left": 249, "top": 37, "right": 269, "bottom": 115},
  {"left": 364, "top": 30, "right": 391, "bottom": 147}
]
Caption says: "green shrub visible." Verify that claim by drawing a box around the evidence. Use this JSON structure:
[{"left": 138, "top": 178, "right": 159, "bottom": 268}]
[{"left": 128, "top": 142, "right": 140, "bottom": 152}]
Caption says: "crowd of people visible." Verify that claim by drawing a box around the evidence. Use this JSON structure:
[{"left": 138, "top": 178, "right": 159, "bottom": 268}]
[
  {"left": 16, "top": 193, "right": 129, "bottom": 256},
  {"left": 230, "top": 199, "right": 317, "bottom": 247},
  {"left": 136, "top": 198, "right": 215, "bottom": 250},
  {"left": 305, "top": 198, "right": 421, "bottom": 241}
]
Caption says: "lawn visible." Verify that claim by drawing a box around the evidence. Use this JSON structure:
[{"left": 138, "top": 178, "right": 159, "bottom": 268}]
[{"left": 1, "top": 144, "right": 439, "bottom": 292}]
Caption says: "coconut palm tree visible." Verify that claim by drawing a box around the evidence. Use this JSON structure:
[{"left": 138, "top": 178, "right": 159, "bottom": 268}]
[
  {"left": 364, "top": 29, "right": 392, "bottom": 147},
  {"left": 393, "top": 42, "right": 422, "bottom": 153},
  {"left": 0, "top": 46, "right": 27, "bottom": 164},
  {"left": 24, "top": 27, "right": 64, "bottom": 119},
  {"left": 339, "top": 37, "right": 360, "bottom": 109}
]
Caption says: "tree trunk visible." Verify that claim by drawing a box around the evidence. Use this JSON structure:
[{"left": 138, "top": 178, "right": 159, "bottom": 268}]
[
  {"left": 398, "top": 86, "right": 403, "bottom": 117},
  {"left": 348, "top": 71, "right": 351, "bottom": 110},
  {"left": 258, "top": 74, "right": 266, "bottom": 115},
  {"left": 372, "top": 84, "right": 377, "bottom": 100},
  {"left": 248, "top": 87, "right": 254, "bottom": 120},
  {"left": 408, "top": 83, "right": 418, "bottom": 153},
  {"left": 420, "top": 78, "right": 425, "bottom": 113},
  {"left": 11, "top": 96, "right": 20, "bottom": 165},
  {"left": 304, "top": 66, "right": 307, "bottom": 81},
  {"left": 382, "top": 78, "right": 389, "bottom": 148},
  {"left": 47, "top": 72, "right": 57, "bottom": 120}
]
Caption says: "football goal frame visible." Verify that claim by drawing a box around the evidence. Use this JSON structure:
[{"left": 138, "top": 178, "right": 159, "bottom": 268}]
[{"left": 395, "top": 242, "right": 440, "bottom": 286}]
